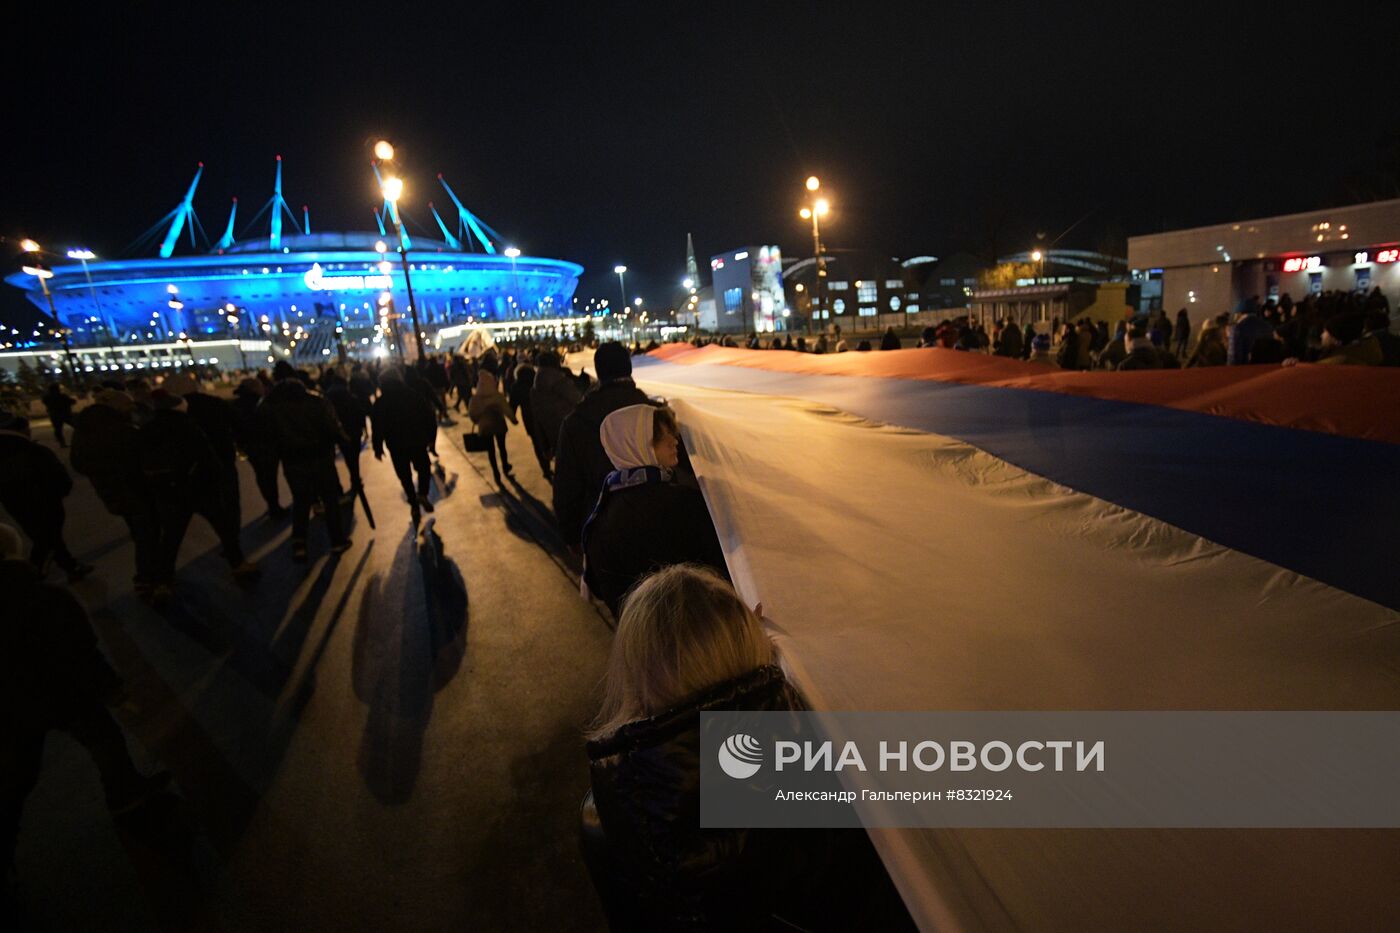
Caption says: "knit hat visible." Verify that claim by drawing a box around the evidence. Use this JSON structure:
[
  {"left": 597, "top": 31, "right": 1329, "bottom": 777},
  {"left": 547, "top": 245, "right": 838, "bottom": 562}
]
[{"left": 594, "top": 341, "right": 632, "bottom": 383}]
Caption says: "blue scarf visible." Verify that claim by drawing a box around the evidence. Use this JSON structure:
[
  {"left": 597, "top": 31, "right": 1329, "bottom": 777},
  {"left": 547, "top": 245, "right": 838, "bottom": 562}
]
[{"left": 580, "top": 466, "right": 669, "bottom": 555}]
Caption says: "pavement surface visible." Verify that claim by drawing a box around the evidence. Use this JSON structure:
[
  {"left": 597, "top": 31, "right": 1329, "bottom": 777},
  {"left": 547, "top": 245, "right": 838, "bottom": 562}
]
[{"left": 5, "top": 410, "right": 614, "bottom": 932}]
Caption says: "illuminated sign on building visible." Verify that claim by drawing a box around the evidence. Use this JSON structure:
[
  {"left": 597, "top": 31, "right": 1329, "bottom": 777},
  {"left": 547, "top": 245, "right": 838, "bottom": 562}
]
[
  {"left": 1376, "top": 248, "right": 1399, "bottom": 264},
  {"left": 1282, "top": 256, "right": 1322, "bottom": 273},
  {"left": 303, "top": 262, "right": 393, "bottom": 292}
]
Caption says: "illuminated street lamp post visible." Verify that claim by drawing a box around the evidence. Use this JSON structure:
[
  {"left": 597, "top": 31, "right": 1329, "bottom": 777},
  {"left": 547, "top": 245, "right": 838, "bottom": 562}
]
[
  {"left": 67, "top": 248, "right": 116, "bottom": 355},
  {"left": 614, "top": 265, "right": 629, "bottom": 323},
  {"left": 799, "top": 177, "right": 830, "bottom": 334},
  {"left": 505, "top": 246, "right": 522, "bottom": 314},
  {"left": 20, "top": 239, "right": 79, "bottom": 383},
  {"left": 375, "top": 239, "right": 405, "bottom": 362},
  {"left": 380, "top": 175, "right": 426, "bottom": 361}
]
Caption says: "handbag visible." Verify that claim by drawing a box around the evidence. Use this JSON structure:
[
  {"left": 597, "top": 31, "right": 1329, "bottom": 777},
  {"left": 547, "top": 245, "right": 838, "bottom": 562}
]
[{"left": 462, "top": 431, "right": 492, "bottom": 452}]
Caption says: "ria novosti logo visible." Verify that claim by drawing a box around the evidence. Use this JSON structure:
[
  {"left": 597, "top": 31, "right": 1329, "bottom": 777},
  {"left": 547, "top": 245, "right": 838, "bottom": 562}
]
[{"left": 718, "top": 733, "right": 764, "bottom": 779}]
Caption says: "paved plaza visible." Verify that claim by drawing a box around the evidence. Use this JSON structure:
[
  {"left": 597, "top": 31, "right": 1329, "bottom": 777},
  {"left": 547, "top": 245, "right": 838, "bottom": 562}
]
[{"left": 6, "top": 416, "right": 612, "bottom": 932}]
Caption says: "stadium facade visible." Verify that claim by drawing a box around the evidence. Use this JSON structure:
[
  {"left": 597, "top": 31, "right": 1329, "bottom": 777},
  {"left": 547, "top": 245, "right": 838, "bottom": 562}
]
[{"left": 3, "top": 159, "right": 584, "bottom": 370}]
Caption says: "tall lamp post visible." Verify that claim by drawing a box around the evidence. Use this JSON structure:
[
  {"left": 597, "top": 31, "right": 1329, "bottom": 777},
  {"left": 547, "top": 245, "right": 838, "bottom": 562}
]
[
  {"left": 374, "top": 239, "right": 405, "bottom": 362},
  {"left": 20, "top": 239, "right": 79, "bottom": 384},
  {"left": 67, "top": 248, "right": 116, "bottom": 355},
  {"left": 798, "top": 177, "right": 830, "bottom": 334},
  {"left": 505, "top": 246, "right": 523, "bottom": 316},
  {"left": 380, "top": 175, "right": 426, "bottom": 361},
  {"left": 614, "top": 265, "right": 629, "bottom": 322}
]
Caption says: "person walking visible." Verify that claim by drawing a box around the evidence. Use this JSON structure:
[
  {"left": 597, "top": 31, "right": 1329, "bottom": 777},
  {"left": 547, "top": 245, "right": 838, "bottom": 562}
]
[
  {"left": 530, "top": 350, "right": 583, "bottom": 478},
  {"left": 70, "top": 389, "right": 164, "bottom": 597},
  {"left": 141, "top": 388, "right": 258, "bottom": 589},
  {"left": 232, "top": 378, "right": 287, "bottom": 519},
  {"left": 466, "top": 370, "right": 517, "bottom": 484},
  {"left": 879, "top": 327, "right": 902, "bottom": 351},
  {"left": 372, "top": 366, "right": 438, "bottom": 524},
  {"left": 581, "top": 405, "right": 728, "bottom": 617},
  {"left": 0, "top": 413, "right": 93, "bottom": 583},
  {"left": 449, "top": 354, "right": 474, "bottom": 413},
  {"left": 323, "top": 369, "right": 371, "bottom": 497},
  {"left": 259, "top": 363, "right": 351, "bottom": 562},
  {"left": 40, "top": 383, "right": 77, "bottom": 448},
  {"left": 1172, "top": 308, "right": 1192, "bottom": 358},
  {"left": 1, "top": 523, "right": 170, "bottom": 870},
  {"left": 553, "top": 342, "right": 652, "bottom": 550},
  {"left": 508, "top": 359, "right": 552, "bottom": 481}
]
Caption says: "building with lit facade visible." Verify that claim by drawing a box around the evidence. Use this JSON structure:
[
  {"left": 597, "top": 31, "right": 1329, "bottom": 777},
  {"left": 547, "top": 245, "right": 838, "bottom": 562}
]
[
  {"left": 1127, "top": 198, "right": 1400, "bottom": 316},
  {"left": 2, "top": 160, "right": 583, "bottom": 372}
]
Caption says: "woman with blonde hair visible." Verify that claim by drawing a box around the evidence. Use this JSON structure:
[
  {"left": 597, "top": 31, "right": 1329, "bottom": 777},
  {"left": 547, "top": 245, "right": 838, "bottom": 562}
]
[
  {"left": 466, "top": 369, "right": 517, "bottom": 484},
  {"left": 583, "top": 565, "right": 911, "bottom": 930}
]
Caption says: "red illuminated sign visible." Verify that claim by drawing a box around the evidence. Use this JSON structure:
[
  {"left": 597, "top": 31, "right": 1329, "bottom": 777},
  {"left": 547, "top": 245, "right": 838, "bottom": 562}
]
[
  {"left": 1282, "top": 256, "right": 1322, "bottom": 273},
  {"left": 1376, "top": 248, "right": 1399, "bottom": 264}
]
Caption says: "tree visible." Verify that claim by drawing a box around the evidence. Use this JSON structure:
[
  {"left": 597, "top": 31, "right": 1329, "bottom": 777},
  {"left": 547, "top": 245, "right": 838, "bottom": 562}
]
[
  {"left": 581, "top": 317, "right": 596, "bottom": 347},
  {"left": 977, "top": 262, "right": 1038, "bottom": 289}
]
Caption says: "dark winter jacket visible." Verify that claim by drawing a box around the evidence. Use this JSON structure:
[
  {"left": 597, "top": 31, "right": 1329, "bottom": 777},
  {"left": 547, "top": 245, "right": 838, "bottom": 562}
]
[
  {"left": 0, "top": 559, "right": 122, "bottom": 725},
  {"left": 0, "top": 429, "right": 73, "bottom": 524},
  {"left": 41, "top": 387, "right": 76, "bottom": 424},
  {"left": 587, "top": 665, "right": 866, "bottom": 931},
  {"left": 530, "top": 364, "right": 583, "bottom": 457},
  {"left": 553, "top": 379, "right": 651, "bottom": 546},
  {"left": 326, "top": 382, "right": 372, "bottom": 443},
  {"left": 139, "top": 407, "right": 220, "bottom": 495},
  {"left": 231, "top": 392, "right": 277, "bottom": 461},
  {"left": 583, "top": 480, "right": 729, "bottom": 617},
  {"left": 371, "top": 380, "right": 437, "bottom": 455},
  {"left": 258, "top": 378, "right": 346, "bottom": 466},
  {"left": 70, "top": 403, "right": 148, "bottom": 515},
  {"left": 183, "top": 391, "right": 240, "bottom": 463}
]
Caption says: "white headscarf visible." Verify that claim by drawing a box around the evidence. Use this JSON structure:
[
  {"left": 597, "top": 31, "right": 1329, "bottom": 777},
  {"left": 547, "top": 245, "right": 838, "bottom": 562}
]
[{"left": 600, "top": 404, "right": 658, "bottom": 470}]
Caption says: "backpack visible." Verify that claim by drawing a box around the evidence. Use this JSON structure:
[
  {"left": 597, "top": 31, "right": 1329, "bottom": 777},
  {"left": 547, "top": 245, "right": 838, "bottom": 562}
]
[{"left": 139, "top": 417, "right": 199, "bottom": 489}]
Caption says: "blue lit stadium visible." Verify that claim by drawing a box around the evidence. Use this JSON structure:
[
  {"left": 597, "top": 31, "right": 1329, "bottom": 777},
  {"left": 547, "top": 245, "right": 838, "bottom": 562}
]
[{"left": 3, "top": 159, "right": 584, "bottom": 365}]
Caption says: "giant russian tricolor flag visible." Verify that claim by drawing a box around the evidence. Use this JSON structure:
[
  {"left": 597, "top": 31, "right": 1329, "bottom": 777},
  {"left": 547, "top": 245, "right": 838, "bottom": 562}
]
[{"left": 631, "top": 344, "right": 1400, "bottom": 931}]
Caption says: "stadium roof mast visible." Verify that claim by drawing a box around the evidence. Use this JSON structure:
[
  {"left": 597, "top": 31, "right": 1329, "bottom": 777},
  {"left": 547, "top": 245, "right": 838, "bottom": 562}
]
[
  {"left": 428, "top": 201, "right": 464, "bottom": 250},
  {"left": 437, "top": 174, "right": 500, "bottom": 254},
  {"left": 215, "top": 198, "right": 238, "bottom": 251},
  {"left": 158, "top": 162, "right": 204, "bottom": 258},
  {"left": 267, "top": 155, "right": 304, "bottom": 249}
]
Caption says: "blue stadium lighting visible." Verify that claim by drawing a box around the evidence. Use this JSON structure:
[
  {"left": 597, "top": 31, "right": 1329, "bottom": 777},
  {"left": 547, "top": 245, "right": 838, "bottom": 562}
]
[{"left": 3, "top": 157, "right": 583, "bottom": 353}]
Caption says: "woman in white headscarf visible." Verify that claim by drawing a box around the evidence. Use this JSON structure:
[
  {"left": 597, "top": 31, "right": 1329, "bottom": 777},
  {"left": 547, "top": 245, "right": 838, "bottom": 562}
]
[
  {"left": 581, "top": 404, "right": 728, "bottom": 617},
  {"left": 467, "top": 370, "right": 518, "bottom": 484}
]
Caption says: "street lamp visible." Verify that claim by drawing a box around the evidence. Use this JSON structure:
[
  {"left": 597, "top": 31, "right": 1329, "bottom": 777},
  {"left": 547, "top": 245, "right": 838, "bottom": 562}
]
[
  {"left": 380, "top": 173, "right": 426, "bottom": 361},
  {"left": 505, "top": 246, "right": 522, "bottom": 311},
  {"left": 614, "top": 265, "right": 628, "bottom": 322},
  {"left": 799, "top": 179, "right": 831, "bottom": 332},
  {"left": 374, "top": 139, "right": 395, "bottom": 161},
  {"left": 19, "top": 239, "right": 79, "bottom": 382}
]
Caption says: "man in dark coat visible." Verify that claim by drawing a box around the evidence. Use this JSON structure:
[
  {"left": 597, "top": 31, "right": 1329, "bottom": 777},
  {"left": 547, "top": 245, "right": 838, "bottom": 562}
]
[
  {"left": 70, "top": 389, "right": 164, "bottom": 594},
  {"left": 142, "top": 388, "right": 257, "bottom": 588},
  {"left": 553, "top": 342, "right": 651, "bottom": 549},
  {"left": 530, "top": 350, "right": 583, "bottom": 470},
  {"left": 259, "top": 362, "right": 351, "bottom": 561},
  {"left": 879, "top": 327, "right": 902, "bottom": 351},
  {"left": 40, "top": 382, "right": 77, "bottom": 447},
  {"left": 1, "top": 526, "right": 168, "bottom": 866},
  {"left": 323, "top": 370, "right": 371, "bottom": 495},
  {"left": 371, "top": 367, "right": 438, "bottom": 522},
  {"left": 232, "top": 378, "right": 286, "bottom": 519},
  {"left": 0, "top": 413, "right": 92, "bottom": 582},
  {"left": 162, "top": 370, "right": 249, "bottom": 538}
]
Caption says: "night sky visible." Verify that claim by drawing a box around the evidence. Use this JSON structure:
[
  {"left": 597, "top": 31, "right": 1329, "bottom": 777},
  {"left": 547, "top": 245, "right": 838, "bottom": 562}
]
[{"left": 4, "top": 2, "right": 1397, "bottom": 328}]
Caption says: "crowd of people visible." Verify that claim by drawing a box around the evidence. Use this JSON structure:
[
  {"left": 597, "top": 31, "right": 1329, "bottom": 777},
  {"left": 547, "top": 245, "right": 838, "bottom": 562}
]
[
  {"left": 8, "top": 282, "right": 1393, "bottom": 924},
  {"left": 679, "top": 285, "right": 1398, "bottom": 370}
]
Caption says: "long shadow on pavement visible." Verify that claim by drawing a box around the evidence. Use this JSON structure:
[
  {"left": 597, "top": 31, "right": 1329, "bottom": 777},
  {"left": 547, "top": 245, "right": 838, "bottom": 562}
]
[{"left": 353, "top": 520, "right": 468, "bottom": 803}]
